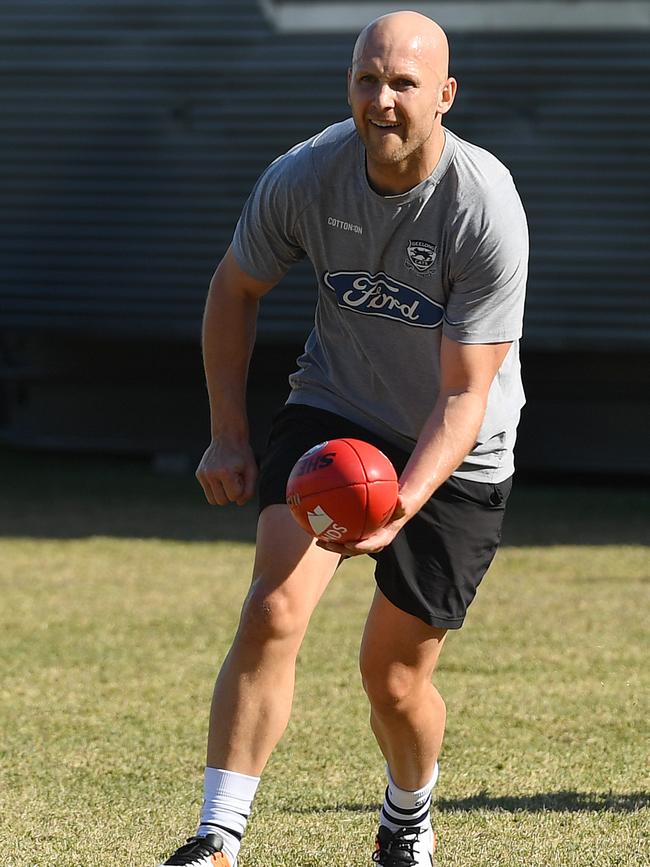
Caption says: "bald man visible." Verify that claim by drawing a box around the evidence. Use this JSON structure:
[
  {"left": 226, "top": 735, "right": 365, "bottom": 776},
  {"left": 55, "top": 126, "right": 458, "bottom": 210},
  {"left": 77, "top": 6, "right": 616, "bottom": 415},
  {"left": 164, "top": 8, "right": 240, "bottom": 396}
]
[{"left": 157, "top": 11, "right": 528, "bottom": 867}]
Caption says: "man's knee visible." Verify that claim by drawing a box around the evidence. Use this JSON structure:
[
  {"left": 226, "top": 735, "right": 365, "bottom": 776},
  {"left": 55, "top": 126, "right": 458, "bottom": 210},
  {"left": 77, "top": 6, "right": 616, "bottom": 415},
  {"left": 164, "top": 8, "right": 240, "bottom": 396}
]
[
  {"left": 360, "top": 657, "right": 423, "bottom": 711},
  {"left": 237, "top": 580, "right": 305, "bottom": 647}
]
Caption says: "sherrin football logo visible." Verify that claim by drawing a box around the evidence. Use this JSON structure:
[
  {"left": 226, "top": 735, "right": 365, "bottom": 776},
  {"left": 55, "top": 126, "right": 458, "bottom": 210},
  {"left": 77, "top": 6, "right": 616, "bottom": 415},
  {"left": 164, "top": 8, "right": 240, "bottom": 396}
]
[
  {"left": 293, "top": 449, "right": 336, "bottom": 476},
  {"left": 406, "top": 239, "right": 437, "bottom": 274},
  {"left": 307, "top": 505, "right": 348, "bottom": 540},
  {"left": 324, "top": 271, "right": 444, "bottom": 328}
]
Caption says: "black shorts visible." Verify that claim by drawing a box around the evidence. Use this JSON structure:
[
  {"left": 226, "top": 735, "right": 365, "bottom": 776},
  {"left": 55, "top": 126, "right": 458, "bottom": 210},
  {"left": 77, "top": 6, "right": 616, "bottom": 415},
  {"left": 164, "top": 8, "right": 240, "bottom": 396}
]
[{"left": 258, "top": 404, "right": 512, "bottom": 630}]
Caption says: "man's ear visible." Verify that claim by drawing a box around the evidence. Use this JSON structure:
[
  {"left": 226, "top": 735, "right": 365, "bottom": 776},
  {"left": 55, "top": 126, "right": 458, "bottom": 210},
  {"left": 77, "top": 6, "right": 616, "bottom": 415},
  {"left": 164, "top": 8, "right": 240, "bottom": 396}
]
[{"left": 438, "top": 77, "right": 458, "bottom": 115}]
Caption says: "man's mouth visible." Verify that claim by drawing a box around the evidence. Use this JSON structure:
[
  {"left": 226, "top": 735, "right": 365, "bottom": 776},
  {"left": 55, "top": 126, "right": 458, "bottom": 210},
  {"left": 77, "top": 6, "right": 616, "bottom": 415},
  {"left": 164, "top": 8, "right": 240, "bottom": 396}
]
[{"left": 369, "top": 119, "right": 401, "bottom": 129}]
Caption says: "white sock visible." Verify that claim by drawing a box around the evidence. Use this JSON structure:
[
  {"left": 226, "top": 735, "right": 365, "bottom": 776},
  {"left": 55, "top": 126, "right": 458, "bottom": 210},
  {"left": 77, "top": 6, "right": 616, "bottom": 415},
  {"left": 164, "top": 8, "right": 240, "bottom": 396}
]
[
  {"left": 197, "top": 767, "right": 260, "bottom": 865},
  {"left": 380, "top": 763, "right": 439, "bottom": 833}
]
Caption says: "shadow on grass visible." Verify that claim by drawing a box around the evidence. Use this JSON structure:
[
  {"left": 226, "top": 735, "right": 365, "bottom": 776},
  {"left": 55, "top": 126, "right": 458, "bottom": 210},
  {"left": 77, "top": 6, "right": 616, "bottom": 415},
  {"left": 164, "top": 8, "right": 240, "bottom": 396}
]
[
  {"left": 0, "top": 447, "right": 648, "bottom": 544},
  {"left": 0, "top": 447, "right": 259, "bottom": 543},
  {"left": 285, "top": 791, "right": 649, "bottom": 815},
  {"left": 437, "top": 790, "right": 650, "bottom": 813}
]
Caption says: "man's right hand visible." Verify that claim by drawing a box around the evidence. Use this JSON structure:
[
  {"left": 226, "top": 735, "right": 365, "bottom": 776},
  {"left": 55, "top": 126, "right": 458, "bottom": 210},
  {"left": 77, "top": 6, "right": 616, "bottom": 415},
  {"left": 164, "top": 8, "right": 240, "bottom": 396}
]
[{"left": 195, "top": 437, "right": 258, "bottom": 506}]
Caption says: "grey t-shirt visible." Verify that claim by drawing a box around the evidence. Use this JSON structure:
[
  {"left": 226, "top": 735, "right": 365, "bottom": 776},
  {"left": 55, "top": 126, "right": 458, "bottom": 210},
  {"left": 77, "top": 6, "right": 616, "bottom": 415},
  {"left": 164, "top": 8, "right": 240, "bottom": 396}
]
[{"left": 232, "top": 119, "right": 528, "bottom": 482}]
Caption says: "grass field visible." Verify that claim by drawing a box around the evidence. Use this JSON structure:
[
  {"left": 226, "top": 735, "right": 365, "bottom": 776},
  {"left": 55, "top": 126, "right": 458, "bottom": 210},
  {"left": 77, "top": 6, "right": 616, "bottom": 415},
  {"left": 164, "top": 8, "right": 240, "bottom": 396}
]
[{"left": 1, "top": 450, "right": 648, "bottom": 866}]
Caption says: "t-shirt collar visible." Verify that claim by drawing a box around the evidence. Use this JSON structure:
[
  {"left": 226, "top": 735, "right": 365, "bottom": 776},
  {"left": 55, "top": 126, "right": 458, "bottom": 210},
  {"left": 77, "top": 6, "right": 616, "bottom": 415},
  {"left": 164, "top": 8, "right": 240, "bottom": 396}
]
[{"left": 357, "top": 128, "right": 456, "bottom": 204}]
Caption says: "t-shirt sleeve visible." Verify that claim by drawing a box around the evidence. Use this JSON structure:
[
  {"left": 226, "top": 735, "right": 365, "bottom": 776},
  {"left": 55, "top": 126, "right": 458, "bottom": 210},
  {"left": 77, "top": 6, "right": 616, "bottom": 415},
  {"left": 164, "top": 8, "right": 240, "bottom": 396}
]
[
  {"left": 231, "top": 151, "right": 309, "bottom": 284},
  {"left": 443, "top": 173, "right": 528, "bottom": 344}
]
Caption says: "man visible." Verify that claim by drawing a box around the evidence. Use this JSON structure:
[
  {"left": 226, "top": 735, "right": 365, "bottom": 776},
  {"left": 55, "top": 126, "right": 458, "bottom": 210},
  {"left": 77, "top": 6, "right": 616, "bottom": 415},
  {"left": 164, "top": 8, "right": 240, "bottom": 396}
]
[{"left": 158, "top": 10, "right": 527, "bottom": 867}]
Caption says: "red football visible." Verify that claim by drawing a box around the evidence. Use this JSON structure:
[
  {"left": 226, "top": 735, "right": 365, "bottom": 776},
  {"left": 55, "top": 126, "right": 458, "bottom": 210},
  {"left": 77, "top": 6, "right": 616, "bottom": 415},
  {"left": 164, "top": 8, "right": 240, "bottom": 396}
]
[{"left": 286, "top": 438, "right": 399, "bottom": 543}]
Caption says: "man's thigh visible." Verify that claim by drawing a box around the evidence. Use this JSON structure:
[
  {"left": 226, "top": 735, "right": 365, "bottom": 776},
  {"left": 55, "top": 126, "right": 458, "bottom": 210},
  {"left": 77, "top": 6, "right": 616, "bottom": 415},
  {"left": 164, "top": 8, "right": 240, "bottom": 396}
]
[
  {"left": 240, "top": 504, "right": 342, "bottom": 640},
  {"left": 360, "top": 588, "right": 448, "bottom": 685}
]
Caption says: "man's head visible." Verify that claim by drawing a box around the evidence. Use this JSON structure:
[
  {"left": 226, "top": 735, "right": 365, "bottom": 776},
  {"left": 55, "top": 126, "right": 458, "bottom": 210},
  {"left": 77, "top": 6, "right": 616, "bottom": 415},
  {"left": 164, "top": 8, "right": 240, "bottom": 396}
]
[{"left": 348, "top": 11, "right": 457, "bottom": 193}]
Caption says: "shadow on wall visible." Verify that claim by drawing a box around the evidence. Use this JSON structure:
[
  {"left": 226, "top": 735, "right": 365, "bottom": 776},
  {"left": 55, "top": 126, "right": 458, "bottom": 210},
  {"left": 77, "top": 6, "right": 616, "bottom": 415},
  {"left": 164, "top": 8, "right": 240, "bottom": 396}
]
[{"left": 0, "top": 447, "right": 648, "bottom": 545}]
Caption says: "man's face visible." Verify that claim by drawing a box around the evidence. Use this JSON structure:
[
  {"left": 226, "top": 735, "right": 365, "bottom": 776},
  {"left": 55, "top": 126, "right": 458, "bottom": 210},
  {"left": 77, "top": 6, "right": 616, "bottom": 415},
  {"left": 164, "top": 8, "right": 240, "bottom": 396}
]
[{"left": 348, "top": 34, "right": 446, "bottom": 173}]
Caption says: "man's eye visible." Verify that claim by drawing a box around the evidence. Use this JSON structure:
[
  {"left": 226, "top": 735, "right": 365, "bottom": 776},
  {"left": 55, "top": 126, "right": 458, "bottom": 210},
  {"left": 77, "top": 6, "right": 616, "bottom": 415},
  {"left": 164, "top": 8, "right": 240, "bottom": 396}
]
[{"left": 359, "top": 75, "right": 375, "bottom": 84}]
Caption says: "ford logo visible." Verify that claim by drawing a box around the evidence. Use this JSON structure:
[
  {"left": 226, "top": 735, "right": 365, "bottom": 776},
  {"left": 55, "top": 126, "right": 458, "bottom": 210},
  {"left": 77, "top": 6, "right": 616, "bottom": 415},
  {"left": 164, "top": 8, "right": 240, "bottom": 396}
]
[{"left": 324, "top": 270, "right": 444, "bottom": 328}]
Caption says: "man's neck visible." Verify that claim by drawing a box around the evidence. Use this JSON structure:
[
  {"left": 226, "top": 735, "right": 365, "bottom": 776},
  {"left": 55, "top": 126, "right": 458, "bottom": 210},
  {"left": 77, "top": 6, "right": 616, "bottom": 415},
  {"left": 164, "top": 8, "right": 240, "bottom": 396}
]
[{"left": 366, "top": 126, "right": 446, "bottom": 196}]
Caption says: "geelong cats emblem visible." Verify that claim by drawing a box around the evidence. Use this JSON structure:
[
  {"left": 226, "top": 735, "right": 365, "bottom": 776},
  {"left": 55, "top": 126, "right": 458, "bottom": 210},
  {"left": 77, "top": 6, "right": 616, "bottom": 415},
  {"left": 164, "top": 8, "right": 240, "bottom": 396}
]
[{"left": 406, "top": 239, "right": 437, "bottom": 274}]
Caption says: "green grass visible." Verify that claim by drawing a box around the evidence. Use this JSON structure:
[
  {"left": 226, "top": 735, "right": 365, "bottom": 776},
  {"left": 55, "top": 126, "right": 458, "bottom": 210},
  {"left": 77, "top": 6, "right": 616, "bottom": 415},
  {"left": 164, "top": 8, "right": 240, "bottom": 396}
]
[{"left": 0, "top": 449, "right": 648, "bottom": 866}]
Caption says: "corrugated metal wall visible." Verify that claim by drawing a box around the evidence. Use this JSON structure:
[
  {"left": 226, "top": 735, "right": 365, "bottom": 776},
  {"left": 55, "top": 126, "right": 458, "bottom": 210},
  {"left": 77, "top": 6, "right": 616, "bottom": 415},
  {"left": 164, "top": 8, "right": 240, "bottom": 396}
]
[
  {"left": 1, "top": 0, "right": 269, "bottom": 340},
  {"left": 2, "top": 0, "right": 649, "bottom": 350},
  {"left": 1, "top": 1, "right": 648, "bottom": 471}
]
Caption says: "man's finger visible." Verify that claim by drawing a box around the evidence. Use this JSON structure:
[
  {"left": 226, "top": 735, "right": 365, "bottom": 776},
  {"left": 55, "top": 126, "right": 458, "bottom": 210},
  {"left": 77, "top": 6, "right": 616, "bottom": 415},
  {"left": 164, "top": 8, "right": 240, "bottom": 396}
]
[
  {"left": 196, "top": 471, "right": 217, "bottom": 505},
  {"left": 201, "top": 474, "right": 228, "bottom": 506},
  {"left": 211, "top": 479, "right": 229, "bottom": 506},
  {"left": 346, "top": 540, "right": 386, "bottom": 555},
  {"left": 316, "top": 539, "right": 357, "bottom": 556},
  {"left": 237, "top": 463, "right": 258, "bottom": 505},
  {"left": 220, "top": 469, "right": 245, "bottom": 502}
]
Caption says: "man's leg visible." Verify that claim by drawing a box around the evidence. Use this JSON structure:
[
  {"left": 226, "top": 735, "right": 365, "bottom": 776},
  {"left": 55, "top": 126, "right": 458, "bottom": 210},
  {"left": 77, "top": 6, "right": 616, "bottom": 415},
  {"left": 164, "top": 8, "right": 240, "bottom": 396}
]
[
  {"left": 360, "top": 589, "right": 447, "bottom": 865},
  {"left": 206, "top": 504, "right": 342, "bottom": 772},
  {"left": 360, "top": 588, "right": 447, "bottom": 789},
  {"left": 159, "top": 504, "right": 341, "bottom": 866}
]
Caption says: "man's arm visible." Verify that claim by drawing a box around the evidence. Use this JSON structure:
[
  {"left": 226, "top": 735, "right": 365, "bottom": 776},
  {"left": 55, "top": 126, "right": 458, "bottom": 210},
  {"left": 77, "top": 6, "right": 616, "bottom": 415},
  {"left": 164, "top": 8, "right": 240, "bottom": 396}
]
[
  {"left": 195, "top": 245, "right": 276, "bottom": 507},
  {"left": 397, "top": 335, "right": 512, "bottom": 513},
  {"left": 319, "top": 334, "right": 512, "bottom": 555}
]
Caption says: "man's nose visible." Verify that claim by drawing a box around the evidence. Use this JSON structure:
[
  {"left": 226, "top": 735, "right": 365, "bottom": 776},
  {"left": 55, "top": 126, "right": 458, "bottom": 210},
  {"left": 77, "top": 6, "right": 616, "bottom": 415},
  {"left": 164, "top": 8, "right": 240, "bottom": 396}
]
[{"left": 374, "top": 83, "right": 396, "bottom": 110}]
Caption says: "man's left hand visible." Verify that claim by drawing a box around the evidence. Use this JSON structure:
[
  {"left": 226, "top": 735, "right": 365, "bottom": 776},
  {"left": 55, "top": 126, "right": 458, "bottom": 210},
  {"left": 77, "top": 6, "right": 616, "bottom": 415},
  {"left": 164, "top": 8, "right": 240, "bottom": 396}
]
[{"left": 315, "top": 495, "right": 410, "bottom": 557}]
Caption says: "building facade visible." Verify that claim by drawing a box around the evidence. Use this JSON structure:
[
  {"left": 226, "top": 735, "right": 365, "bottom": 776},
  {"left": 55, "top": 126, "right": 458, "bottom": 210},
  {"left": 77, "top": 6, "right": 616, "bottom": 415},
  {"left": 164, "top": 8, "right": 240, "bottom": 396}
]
[{"left": 1, "top": 1, "right": 649, "bottom": 471}]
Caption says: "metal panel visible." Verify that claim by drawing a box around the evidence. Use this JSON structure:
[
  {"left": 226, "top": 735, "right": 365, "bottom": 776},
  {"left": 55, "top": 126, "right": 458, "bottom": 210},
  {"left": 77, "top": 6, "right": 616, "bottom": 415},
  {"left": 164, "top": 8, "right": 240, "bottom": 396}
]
[
  {"left": 1, "top": 1, "right": 649, "bottom": 350},
  {"left": 267, "top": 1, "right": 650, "bottom": 32}
]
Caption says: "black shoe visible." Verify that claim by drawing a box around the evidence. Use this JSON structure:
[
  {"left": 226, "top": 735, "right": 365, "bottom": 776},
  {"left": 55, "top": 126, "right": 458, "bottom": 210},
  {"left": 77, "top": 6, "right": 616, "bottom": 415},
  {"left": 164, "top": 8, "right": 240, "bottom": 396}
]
[
  {"left": 372, "top": 825, "right": 436, "bottom": 866},
  {"left": 157, "top": 834, "right": 232, "bottom": 866}
]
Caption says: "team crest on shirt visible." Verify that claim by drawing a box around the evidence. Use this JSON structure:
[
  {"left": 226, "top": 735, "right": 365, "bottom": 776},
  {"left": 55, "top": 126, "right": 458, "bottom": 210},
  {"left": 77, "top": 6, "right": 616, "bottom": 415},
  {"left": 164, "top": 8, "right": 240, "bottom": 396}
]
[{"left": 405, "top": 239, "right": 437, "bottom": 274}]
